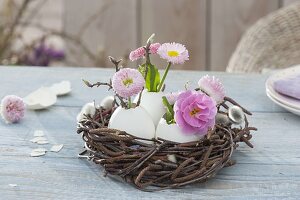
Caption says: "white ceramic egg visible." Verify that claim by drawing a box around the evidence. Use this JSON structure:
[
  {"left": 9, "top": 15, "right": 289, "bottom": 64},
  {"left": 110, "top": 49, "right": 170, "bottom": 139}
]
[
  {"left": 100, "top": 96, "right": 115, "bottom": 110},
  {"left": 24, "top": 87, "right": 57, "bottom": 110},
  {"left": 134, "top": 90, "right": 165, "bottom": 127},
  {"left": 108, "top": 106, "right": 155, "bottom": 141},
  {"left": 50, "top": 81, "right": 71, "bottom": 96},
  {"left": 155, "top": 118, "right": 202, "bottom": 143}
]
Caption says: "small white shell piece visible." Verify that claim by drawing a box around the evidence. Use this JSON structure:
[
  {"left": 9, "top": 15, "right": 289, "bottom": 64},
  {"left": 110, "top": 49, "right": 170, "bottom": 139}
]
[
  {"left": 30, "top": 148, "right": 46, "bottom": 157},
  {"left": 50, "top": 144, "right": 64, "bottom": 152},
  {"left": 24, "top": 87, "right": 57, "bottom": 110},
  {"left": 49, "top": 81, "right": 71, "bottom": 96},
  {"left": 30, "top": 137, "right": 48, "bottom": 143}
]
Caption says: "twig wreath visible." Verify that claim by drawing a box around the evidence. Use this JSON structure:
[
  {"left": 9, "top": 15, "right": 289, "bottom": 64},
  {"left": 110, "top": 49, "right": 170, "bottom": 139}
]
[{"left": 77, "top": 34, "right": 257, "bottom": 191}]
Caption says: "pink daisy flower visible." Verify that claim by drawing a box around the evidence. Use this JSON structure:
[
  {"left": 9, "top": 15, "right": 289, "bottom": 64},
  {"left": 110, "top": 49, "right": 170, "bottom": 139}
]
[
  {"left": 1, "top": 95, "right": 26, "bottom": 123},
  {"left": 157, "top": 42, "right": 189, "bottom": 64},
  {"left": 198, "top": 75, "right": 225, "bottom": 104},
  {"left": 165, "top": 91, "right": 181, "bottom": 105},
  {"left": 129, "top": 47, "right": 145, "bottom": 61},
  {"left": 149, "top": 43, "right": 161, "bottom": 54},
  {"left": 112, "top": 68, "right": 145, "bottom": 98}
]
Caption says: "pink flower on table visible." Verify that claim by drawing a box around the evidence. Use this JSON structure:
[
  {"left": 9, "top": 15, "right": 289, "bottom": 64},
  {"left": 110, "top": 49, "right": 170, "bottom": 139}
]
[
  {"left": 157, "top": 42, "right": 189, "bottom": 64},
  {"left": 149, "top": 43, "right": 161, "bottom": 54},
  {"left": 112, "top": 68, "right": 145, "bottom": 98},
  {"left": 129, "top": 47, "right": 145, "bottom": 61},
  {"left": 198, "top": 75, "right": 225, "bottom": 104},
  {"left": 1, "top": 95, "right": 25, "bottom": 123},
  {"left": 174, "top": 90, "right": 217, "bottom": 135}
]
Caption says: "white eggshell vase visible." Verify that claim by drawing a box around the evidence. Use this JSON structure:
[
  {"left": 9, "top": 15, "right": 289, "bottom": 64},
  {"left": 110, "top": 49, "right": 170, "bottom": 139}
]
[
  {"left": 108, "top": 106, "right": 155, "bottom": 141},
  {"left": 156, "top": 118, "right": 202, "bottom": 143},
  {"left": 135, "top": 90, "right": 165, "bottom": 127}
]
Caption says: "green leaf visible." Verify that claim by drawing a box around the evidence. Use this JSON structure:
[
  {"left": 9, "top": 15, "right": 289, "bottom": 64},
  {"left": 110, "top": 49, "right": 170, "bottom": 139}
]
[
  {"left": 138, "top": 64, "right": 146, "bottom": 78},
  {"left": 145, "top": 64, "right": 160, "bottom": 92},
  {"left": 162, "top": 96, "right": 175, "bottom": 124}
]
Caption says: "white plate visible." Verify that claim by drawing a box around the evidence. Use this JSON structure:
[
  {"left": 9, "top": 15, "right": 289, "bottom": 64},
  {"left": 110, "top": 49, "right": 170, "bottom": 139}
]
[
  {"left": 266, "top": 90, "right": 300, "bottom": 116},
  {"left": 265, "top": 65, "right": 300, "bottom": 110}
]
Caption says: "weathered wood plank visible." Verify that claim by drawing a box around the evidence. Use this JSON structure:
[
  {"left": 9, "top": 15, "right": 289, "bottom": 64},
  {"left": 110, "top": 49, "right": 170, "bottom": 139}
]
[
  {"left": 1, "top": 105, "right": 300, "bottom": 199},
  {"left": 209, "top": 0, "right": 280, "bottom": 71},
  {"left": 140, "top": 0, "right": 207, "bottom": 70},
  {"left": 63, "top": 0, "right": 138, "bottom": 67}
]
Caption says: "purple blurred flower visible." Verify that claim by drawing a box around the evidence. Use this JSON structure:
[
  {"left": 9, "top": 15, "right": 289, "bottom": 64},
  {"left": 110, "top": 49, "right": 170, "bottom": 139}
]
[
  {"left": 174, "top": 90, "right": 217, "bottom": 135},
  {"left": 22, "top": 42, "right": 65, "bottom": 66},
  {"left": 1, "top": 95, "right": 25, "bottom": 123}
]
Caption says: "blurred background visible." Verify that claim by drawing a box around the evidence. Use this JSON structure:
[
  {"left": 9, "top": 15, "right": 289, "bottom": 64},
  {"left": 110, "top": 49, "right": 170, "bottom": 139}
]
[{"left": 0, "top": 0, "right": 299, "bottom": 71}]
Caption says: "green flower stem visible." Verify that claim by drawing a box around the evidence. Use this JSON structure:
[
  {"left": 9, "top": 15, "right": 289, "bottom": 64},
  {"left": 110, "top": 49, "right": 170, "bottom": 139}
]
[
  {"left": 157, "top": 62, "right": 171, "bottom": 91},
  {"left": 128, "top": 97, "right": 132, "bottom": 109}
]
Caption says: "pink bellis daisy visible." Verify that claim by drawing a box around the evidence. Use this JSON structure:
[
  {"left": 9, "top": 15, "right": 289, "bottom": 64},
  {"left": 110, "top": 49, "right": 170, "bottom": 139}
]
[
  {"left": 129, "top": 43, "right": 161, "bottom": 61},
  {"left": 1, "top": 95, "right": 25, "bottom": 123},
  {"left": 149, "top": 43, "right": 161, "bottom": 54},
  {"left": 165, "top": 91, "right": 181, "bottom": 105},
  {"left": 198, "top": 75, "right": 225, "bottom": 104},
  {"left": 174, "top": 90, "right": 217, "bottom": 135},
  {"left": 157, "top": 42, "right": 189, "bottom": 64},
  {"left": 129, "top": 47, "right": 145, "bottom": 61},
  {"left": 112, "top": 68, "right": 145, "bottom": 98}
]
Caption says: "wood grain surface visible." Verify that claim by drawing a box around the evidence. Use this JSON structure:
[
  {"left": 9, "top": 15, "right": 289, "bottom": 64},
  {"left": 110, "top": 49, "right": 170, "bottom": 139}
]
[{"left": 0, "top": 66, "right": 300, "bottom": 199}]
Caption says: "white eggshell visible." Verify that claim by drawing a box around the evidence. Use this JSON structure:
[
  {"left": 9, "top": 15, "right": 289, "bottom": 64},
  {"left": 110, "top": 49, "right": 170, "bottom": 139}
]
[
  {"left": 50, "top": 81, "right": 71, "bottom": 96},
  {"left": 24, "top": 87, "right": 57, "bottom": 110},
  {"left": 155, "top": 118, "right": 202, "bottom": 143},
  {"left": 108, "top": 106, "right": 155, "bottom": 141},
  {"left": 134, "top": 90, "right": 165, "bottom": 127},
  {"left": 100, "top": 96, "right": 115, "bottom": 110}
]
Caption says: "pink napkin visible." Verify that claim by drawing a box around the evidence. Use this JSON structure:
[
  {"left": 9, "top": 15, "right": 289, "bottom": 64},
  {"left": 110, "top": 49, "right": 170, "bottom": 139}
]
[{"left": 273, "top": 75, "right": 300, "bottom": 100}]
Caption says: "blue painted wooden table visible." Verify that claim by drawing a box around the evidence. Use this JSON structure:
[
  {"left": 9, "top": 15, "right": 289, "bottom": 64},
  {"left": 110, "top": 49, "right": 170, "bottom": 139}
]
[{"left": 0, "top": 66, "right": 300, "bottom": 200}]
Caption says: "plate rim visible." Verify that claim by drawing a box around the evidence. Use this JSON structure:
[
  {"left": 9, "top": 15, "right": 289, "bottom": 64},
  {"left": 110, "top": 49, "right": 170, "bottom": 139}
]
[{"left": 265, "top": 65, "right": 300, "bottom": 110}]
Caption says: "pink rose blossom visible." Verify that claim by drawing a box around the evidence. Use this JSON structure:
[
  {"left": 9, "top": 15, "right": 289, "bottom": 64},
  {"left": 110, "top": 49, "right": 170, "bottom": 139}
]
[
  {"left": 1, "top": 95, "right": 25, "bottom": 123},
  {"left": 198, "top": 75, "right": 225, "bottom": 104},
  {"left": 149, "top": 43, "right": 161, "bottom": 54},
  {"left": 157, "top": 42, "right": 189, "bottom": 64},
  {"left": 174, "top": 90, "right": 217, "bottom": 135},
  {"left": 112, "top": 68, "right": 145, "bottom": 98},
  {"left": 129, "top": 47, "right": 145, "bottom": 61}
]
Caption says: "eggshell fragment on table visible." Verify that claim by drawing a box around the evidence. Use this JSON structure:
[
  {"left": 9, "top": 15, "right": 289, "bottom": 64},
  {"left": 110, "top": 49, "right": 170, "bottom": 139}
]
[
  {"left": 50, "top": 81, "right": 71, "bottom": 96},
  {"left": 50, "top": 144, "right": 64, "bottom": 152},
  {"left": 24, "top": 87, "right": 57, "bottom": 110}
]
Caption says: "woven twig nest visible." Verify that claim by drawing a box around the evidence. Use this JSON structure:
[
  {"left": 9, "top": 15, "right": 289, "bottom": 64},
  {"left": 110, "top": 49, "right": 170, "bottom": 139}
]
[{"left": 77, "top": 96, "right": 257, "bottom": 191}]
